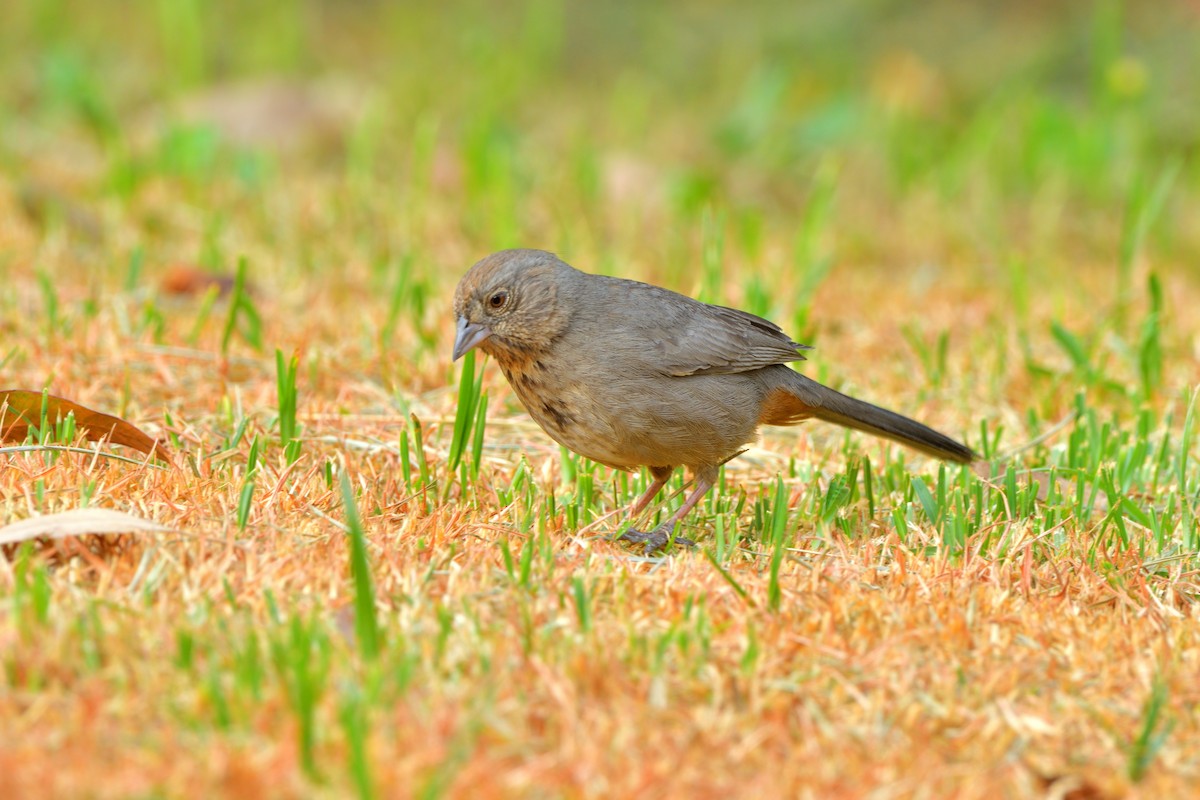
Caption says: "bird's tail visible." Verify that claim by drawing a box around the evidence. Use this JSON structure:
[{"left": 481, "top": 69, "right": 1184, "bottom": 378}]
[{"left": 766, "top": 371, "right": 977, "bottom": 463}]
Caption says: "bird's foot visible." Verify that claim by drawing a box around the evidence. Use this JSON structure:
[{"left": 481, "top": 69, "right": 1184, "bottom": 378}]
[{"left": 617, "top": 525, "right": 695, "bottom": 552}]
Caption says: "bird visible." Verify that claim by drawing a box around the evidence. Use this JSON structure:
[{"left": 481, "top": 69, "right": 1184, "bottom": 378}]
[{"left": 453, "top": 249, "right": 976, "bottom": 550}]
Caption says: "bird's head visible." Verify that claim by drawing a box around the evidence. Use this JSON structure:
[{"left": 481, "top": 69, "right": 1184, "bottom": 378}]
[{"left": 452, "top": 249, "right": 573, "bottom": 362}]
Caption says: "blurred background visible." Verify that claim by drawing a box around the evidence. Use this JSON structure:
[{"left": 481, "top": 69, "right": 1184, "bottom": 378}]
[{"left": 1, "top": 0, "right": 1198, "bottom": 383}]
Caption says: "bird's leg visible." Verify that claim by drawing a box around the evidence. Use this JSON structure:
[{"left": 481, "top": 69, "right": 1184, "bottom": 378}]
[
  {"left": 618, "top": 478, "right": 712, "bottom": 552},
  {"left": 624, "top": 466, "right": 674, "bottom": 520}
]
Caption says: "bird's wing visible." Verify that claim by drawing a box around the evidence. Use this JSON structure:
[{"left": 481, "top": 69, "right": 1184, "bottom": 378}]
[{"left": 620, "top": 282, "right": 812, "bottom": 376}]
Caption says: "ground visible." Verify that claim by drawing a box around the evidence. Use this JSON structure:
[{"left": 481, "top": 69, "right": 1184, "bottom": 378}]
[{"left": 1, "top": 2, "right": 1199, "bottom": 798}]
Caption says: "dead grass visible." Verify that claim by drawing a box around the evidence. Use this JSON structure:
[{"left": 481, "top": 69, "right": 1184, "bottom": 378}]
[
  {"left": 4, "top": 2, "right": 1200, "bottom": 797},
  {"left": 1, "top": 473, "right": 1196, "bottom": 799},
  {"left": 2, "top": 261, "right": 1198, "bottom": 798}
]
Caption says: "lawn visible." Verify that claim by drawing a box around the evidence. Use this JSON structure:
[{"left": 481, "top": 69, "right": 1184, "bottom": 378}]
[{"left": 2, "top": 1, "right": 1199, "bottom": 797}]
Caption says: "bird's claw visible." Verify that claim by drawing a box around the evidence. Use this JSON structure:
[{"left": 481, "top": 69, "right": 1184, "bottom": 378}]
[{"left": 617, "top": 525, "right": 696, "bottom": 552}]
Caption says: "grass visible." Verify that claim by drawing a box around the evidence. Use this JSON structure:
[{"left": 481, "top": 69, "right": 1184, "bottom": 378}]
[{"left": 2, "top": 0, "right": 1200, "bottom": 797}]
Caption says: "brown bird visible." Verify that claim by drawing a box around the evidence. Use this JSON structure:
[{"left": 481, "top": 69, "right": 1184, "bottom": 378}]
[{"left": 453, "top": 249, "right": 976, "bottom": 550}]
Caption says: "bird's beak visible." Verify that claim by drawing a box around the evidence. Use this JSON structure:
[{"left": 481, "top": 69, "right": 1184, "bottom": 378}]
[{"left": 453, "top": 316, "right": 493, "bottom": 361}]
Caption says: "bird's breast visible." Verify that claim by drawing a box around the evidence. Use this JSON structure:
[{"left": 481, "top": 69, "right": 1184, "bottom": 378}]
[{"left": 498, "top": 357, "right": 576, "bottom": 431}]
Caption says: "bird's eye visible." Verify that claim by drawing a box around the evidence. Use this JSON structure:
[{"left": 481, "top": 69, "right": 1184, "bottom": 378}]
[{"left": 488, "top": 290, "right": 509, "bottom": 310}]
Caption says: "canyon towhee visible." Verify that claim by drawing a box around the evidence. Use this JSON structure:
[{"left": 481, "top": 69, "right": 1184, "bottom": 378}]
[{"left": 454, "top": 249, "right": 976, "bottom": 550}]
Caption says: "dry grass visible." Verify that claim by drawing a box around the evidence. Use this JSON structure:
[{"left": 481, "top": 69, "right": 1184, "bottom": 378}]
[
  {"left": 3, "top": 1, "right": 1200, "bottom": 798},
  {"left": 2, "top": 265, "right": 1198, "bottom": 798}
]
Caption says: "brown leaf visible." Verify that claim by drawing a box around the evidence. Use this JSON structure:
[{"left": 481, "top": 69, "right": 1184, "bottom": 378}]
[
  {"left": 0, "top": 508, "right": 174, "bottom": 546},
  {"left": 1032, "top": 771, "right": 1110, "bottom": 800},
  {"left": 0, "top": 390, "right": 174, "bottom": 464},
  {"left": 160, "top": 263, "right": 237, "bottom": 298}
]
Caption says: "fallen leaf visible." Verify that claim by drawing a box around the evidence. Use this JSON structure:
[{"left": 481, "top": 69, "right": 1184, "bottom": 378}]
[
  {"left": 0, "top": 508, "right": 175, "bottom": 546},
  {"left": 1031, "top": 771, "right": 1110, "bottom": 800},
  {"left": 0, "top": 390, "right": 174, "bottom": 464},
  {"left": 160, "top": 263, "right": 237, "bottom": 297}
]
